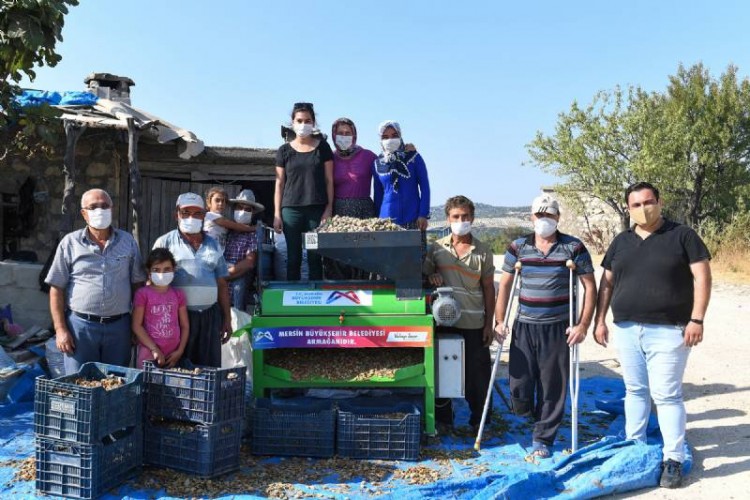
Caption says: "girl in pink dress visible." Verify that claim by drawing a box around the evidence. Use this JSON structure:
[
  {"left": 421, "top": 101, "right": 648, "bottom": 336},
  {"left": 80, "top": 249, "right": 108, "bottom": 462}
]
[{"left": 131, "top": 248, "right": 189, "bottom": 368}]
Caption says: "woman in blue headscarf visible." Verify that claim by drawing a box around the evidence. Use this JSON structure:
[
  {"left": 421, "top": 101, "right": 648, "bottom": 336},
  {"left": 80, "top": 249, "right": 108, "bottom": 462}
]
[{"left": 372, "top": 120, "right": 431, "bottom": 230}]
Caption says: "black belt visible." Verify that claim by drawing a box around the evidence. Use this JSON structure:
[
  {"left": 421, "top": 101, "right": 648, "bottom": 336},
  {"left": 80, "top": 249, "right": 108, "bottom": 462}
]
[{"left": 71, "top": 311, "right": 128, "bottom": 324}]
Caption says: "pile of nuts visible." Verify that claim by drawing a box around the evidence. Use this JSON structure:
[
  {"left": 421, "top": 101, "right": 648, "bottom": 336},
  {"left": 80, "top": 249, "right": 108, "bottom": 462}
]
[
  {"left": 317, "top": 216, "right": 404, "bottom": 233},
  {"left": 1, "top": 457, "right": 35, "bottom": 483},
  {"left": 393, "top": 465, "right": 443, "bottom": 485},
  {"left": 148, "top": 417, "right": 197, "bottom": 434},
  {"left": 166, "top": 367, "right": 203, "bottom": 375},
  {"left": 72, "top": 375, "right": 124, "bottom": 390},
  {"left": 129, "top": 455, "right": 397, "bottom": 498},
  {"left": 264, "top": 348, "right": 423, "bottom": 381}
]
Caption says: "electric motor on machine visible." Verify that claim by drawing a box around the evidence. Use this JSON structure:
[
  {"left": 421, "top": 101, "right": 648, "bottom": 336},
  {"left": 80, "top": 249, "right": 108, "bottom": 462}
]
[{"left": 432, "top": 287, "right": 462, "bottom": 327}]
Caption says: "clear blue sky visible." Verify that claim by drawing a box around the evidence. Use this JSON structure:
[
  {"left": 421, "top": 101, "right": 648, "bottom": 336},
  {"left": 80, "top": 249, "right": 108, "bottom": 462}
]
[{"left": 21, "top": 0, "right": 750, "bottom": 206}]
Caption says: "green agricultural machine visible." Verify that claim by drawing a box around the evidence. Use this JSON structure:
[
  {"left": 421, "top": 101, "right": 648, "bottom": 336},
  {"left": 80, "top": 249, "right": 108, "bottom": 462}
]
[{"left": 250, "top": 229, "right": 436, "bottom": 435}]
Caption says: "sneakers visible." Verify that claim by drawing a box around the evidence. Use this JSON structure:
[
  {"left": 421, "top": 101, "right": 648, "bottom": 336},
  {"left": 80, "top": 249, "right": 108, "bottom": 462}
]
[{"left": 659, "top": 459, "right": 683, "bottom": 488}]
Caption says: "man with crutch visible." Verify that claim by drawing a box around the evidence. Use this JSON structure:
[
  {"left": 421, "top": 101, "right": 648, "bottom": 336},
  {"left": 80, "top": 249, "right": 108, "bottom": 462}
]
[{"left": 494, "top": 194, "right": 597, "bottom": 458}]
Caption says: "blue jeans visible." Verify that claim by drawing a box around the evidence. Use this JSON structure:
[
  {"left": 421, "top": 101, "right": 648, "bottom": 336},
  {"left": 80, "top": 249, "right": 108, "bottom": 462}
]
[
  {"left": 230, "top": 275, "right": 247, "bottom": 310},
  {"left": 613, "top": 321, "right": 690, "bottom": 462},
  {"left": 63, "top": 312, "right": 132, "bottom": 375}
]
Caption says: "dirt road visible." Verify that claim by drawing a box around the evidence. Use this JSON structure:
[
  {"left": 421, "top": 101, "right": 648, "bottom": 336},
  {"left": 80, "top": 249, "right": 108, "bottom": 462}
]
[{"left": 494, "top": 256, "right": 750, "bottom": 498}]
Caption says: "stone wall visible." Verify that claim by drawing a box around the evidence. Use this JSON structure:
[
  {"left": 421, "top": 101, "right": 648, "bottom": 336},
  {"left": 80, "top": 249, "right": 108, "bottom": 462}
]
[
  {"left": 0, "top": 261, "right": 50, "bottom": 329},
  {"left": 2, "top": 131, "right": 127, "bottom": 263}
]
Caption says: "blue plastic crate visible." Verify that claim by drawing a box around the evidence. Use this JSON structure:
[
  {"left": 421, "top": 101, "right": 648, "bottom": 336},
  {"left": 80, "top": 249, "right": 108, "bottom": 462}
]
[
  {"left": 35, "top": 427, "right": 142, "bottom": 499},
  {"left": 336, "top": 400, "right": 421, "bottom": 460},
  {"left": 251, "top": 397, "right": 335, "bottom": 457},
  {"left": 34, "top": 363, "right": 143, "bottom": 444},
  {"left": 143, "top": 360, "right": 245, "bottom": 424},
  {"left": 144, "top": 417, "right": 242, "bottom": 477}
]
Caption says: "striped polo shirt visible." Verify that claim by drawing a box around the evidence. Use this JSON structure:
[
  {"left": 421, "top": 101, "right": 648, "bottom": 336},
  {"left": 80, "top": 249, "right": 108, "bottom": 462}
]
[
  {"left": 502, "top": 232, "right": 593, "bottom": 324},
  {"left": 424, "top": 234, "right": 495, "bottom": 329},
  {"left": 153, "top": 229, "right": 229, "bottom": 311}
]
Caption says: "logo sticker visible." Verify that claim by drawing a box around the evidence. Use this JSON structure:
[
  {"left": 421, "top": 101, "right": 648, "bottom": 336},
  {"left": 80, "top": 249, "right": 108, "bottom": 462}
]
[{"left": 282, "top": 290, "right": 373, "bottom": 306}]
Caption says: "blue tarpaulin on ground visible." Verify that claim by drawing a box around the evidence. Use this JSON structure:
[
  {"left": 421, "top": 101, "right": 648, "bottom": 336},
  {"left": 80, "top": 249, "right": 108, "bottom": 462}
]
[{"left": 0, "top": 376, "right": 690, "bottom": 499}]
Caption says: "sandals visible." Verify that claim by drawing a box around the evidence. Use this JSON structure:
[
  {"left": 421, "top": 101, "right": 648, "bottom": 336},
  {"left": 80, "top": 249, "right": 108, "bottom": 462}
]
[{"left": 530, "top": 441, "right": 551, "bottom": 459}]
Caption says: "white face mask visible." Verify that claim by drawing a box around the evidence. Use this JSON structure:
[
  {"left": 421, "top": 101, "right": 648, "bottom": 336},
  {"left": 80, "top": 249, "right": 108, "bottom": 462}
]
[
  {"left": 381, "top": 138, "right": 401, "bottom": 153},
  {"left": 534, "top": 217, "right": 558, "bottom": 238},
  {"left": 179, "top": 217, "right": 203, "bottom": 234},
  {"left": 86, "top": 208, "right": 112, "bottom": 230},
  {"left": 335, "top": 135, "right": 353, "bottom": 150},
  {"left": 450, "top": 221, "right": 472, "bottom": 236},
  {"left": 150, "top": 272, "right": 174, "bottom": 287},
  {"left": 233, "top": 210, "right": 253, "bottom": 225},
  {"left": 293, "top": 123, "right": 314, "bottom": 137}
]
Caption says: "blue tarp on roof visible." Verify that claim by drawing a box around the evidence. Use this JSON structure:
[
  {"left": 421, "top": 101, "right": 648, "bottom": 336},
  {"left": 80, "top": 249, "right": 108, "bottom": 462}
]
[
  {"left": 14, "top": 90, "right": 98, "bottom": 107},
  {"left": 0, "top": 375, "right": 689, "bottom": 499}
]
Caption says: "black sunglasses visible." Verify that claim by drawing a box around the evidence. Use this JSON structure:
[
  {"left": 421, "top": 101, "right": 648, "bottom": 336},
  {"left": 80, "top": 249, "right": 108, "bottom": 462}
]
[{"left": 293, "top": 102, "right": 314, "bottom": 111}]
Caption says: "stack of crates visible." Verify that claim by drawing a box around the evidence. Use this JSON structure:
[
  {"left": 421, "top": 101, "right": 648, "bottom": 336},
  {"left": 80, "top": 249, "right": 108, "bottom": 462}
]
[
  {"left": 34, "top": 363, "right": 144, "bottom": 499},
  {"left": 142, "top": 360, "right": 245, "bottom": 477}
]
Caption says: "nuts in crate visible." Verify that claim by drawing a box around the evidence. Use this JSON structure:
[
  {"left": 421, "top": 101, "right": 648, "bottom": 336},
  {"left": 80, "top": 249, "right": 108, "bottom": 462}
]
[
  {"left": 34, "top": 363, "right": 143, "bottom": 444},
  {"left": 143, "top": 361, "right": 246, "bottom": 425}
]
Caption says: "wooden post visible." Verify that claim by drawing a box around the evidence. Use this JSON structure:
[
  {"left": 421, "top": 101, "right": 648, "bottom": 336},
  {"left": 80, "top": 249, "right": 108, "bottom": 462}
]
[
  {"left": 126, "top": 118, "right": 144, "bottom": 249},
  {"left": 60, "top": 120, "right": 86, "bottom": 238}
]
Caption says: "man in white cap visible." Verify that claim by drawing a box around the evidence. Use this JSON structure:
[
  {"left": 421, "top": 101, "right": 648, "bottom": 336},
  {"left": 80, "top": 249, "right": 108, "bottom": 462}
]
[
  {"left": 153, "top": 192, "right": 231, "bottom": 367},
  {"left": 494, "top": 193, "right": 597, "bottom": 458},
  {"left": 46, "top": 188, "right": 146, "bottom": 374},
  {"left": 224, "top": 189, "right": 265, "bottom": 310}
]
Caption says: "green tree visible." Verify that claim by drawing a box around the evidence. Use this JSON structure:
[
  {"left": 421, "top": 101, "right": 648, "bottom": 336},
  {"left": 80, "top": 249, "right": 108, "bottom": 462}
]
[
  {"left": 643, "top": 63, "right": 750, "bottom": 227},
  {"left": 526, "top": 86, "right": 658, "bottom": 231},
  {"left": 0, "top": 0, "right": 78, "bottom": 158},
  {"left": 527, "top": 63, "right": 750, "bottom": 232}
]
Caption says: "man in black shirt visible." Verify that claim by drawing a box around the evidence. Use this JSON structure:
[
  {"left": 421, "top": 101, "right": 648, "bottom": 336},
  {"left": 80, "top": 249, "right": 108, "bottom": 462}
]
[{"left": 594, "top": 182, "right": 711, "bottom": 489}]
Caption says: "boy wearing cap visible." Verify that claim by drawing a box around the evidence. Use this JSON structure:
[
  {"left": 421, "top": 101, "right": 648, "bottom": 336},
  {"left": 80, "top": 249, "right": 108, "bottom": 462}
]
[
  {"left": 493, "top": 194, "right": 597, "bottom": 458},
  {"left": 224, "top": 189, "right": 265, "bottom": 310},
  {"left": 153, "top": 192, "right": 232, "bottom": 367}
]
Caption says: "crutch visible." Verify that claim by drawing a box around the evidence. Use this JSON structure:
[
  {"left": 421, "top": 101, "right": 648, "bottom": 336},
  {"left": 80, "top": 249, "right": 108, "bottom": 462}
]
[
  {"left": 566, "top": 259, "right": 580, "bottom": 452},
  {"left": 475, "top": 261, "right": 522, "bottom": 451}
]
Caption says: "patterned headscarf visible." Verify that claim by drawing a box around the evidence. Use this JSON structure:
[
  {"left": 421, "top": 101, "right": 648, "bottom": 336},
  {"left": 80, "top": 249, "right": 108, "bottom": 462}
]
[
  {"left": 332, "top": 117, "right": 360, "bottom": 157},
  {"left": 375, "top": 120, "right": 413, "bottom": 193}
]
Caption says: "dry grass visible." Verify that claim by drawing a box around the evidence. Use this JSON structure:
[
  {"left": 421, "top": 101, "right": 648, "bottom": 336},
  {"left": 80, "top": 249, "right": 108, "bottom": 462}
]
[{"left": 709, "top": 247, "right": 750, "bottom": 284}]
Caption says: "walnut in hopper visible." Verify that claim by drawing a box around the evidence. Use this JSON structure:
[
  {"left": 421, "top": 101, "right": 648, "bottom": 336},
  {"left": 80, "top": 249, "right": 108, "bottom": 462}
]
[{"left": 317, "top": 216, "right": 404, "bottom": 233}]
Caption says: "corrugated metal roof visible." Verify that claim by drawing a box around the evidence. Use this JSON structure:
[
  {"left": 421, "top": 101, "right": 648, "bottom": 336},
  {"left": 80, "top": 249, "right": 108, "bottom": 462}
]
[{"left": 55, "top": 97, "right": 205, "bottom": 159}]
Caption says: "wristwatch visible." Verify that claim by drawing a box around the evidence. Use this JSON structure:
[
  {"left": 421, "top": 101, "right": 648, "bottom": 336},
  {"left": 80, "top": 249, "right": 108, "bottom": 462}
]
[{"left": 689, "top": 318, "right": 704, "bottom": 325}]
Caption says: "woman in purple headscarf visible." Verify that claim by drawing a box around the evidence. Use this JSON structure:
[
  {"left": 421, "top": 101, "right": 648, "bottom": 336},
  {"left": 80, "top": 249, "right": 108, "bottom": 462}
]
[{"left": 330, "top": 117, "right": 378, "bottom": 220}]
